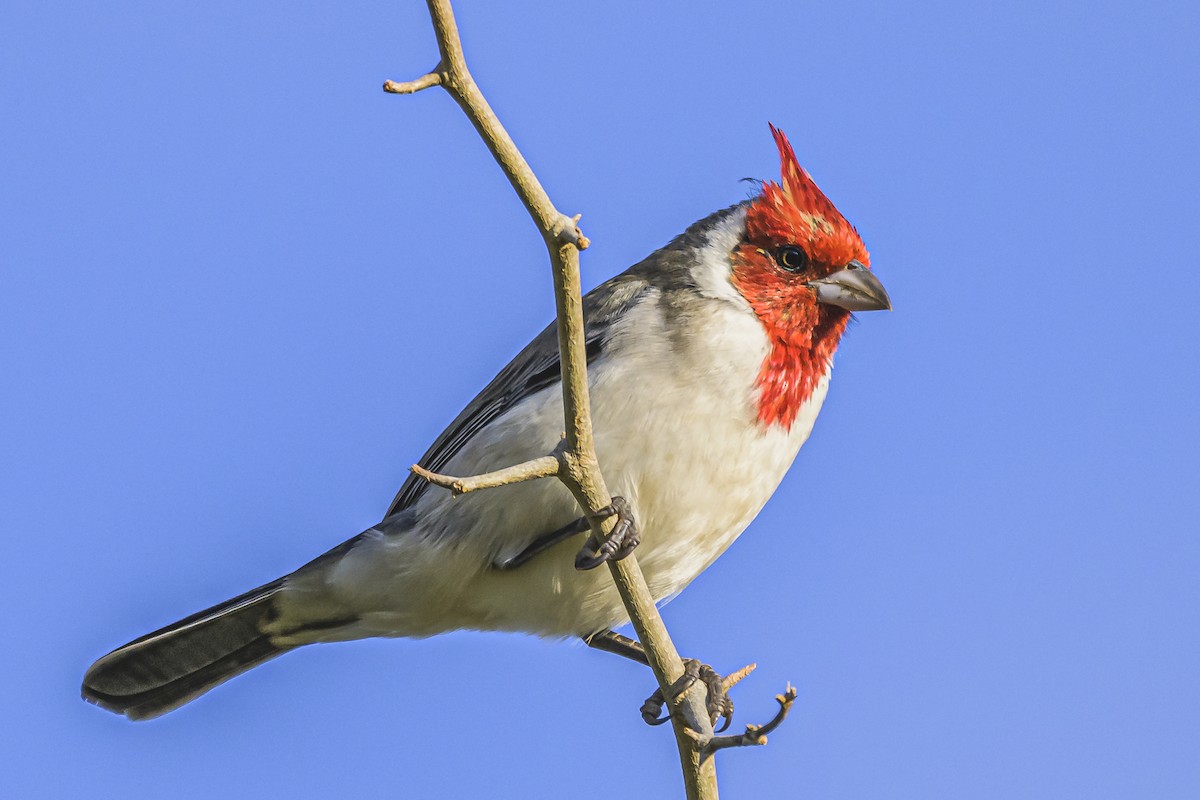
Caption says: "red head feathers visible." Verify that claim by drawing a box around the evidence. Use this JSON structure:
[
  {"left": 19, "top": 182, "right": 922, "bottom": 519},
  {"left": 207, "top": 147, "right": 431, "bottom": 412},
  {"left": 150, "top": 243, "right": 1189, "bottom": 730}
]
[
  {"left": 732, "top": 125, "right": 872, "bottom": 430},
  {"left": 744, "top": 124, "right": 869, "bottom": 272}
]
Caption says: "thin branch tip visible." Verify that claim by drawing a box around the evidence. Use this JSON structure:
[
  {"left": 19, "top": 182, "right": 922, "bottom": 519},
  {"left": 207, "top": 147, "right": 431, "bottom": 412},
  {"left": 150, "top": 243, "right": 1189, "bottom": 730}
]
[
  {"left": 410, "top": 463, "right": 464, "bottom": 494},
  {"left": 703, "top": 683, "right": 797, "bottom": 755},
  {"left": 722, "top": 663, "right": 757, "bottom": 691},
  {"left": 383, "top": 71, "right": 443, "bottom": 94},
  {"left": 411, "top": 455, "right": 560, "bottom": 496}
]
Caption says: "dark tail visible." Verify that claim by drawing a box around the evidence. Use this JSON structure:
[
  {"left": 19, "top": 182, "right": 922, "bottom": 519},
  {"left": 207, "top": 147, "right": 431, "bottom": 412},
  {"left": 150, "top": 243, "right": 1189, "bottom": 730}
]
[{"left": 82, "top": 579, "right": 292, "bottom": 720}]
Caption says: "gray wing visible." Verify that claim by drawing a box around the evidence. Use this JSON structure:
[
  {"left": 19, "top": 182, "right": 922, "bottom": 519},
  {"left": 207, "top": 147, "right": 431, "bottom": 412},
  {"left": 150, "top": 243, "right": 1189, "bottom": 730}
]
[{"left": 384, "top": 272, "right": 652, "bottom": 518}]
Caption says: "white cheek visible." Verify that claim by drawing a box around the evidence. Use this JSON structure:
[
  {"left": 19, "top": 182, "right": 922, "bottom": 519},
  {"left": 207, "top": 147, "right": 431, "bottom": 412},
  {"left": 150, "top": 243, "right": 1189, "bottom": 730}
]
[{"left": 690, "top": 206, "right": 752, "bottom": 308}]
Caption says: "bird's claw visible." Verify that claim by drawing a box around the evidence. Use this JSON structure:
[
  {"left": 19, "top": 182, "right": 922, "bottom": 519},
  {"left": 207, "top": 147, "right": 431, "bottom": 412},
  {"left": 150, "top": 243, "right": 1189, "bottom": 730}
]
[
  {"left": 639, "top": 659, "right": 735, "bottom": 732},
  {"left": 574, "top": 496, "right": 640, "bottom": 570}
]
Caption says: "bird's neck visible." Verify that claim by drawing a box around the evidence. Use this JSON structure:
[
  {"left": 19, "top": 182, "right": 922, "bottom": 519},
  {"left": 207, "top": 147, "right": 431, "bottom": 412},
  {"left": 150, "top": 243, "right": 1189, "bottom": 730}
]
[
  {"left": 727, "top": 241, "right": 851, "bottom": 430},
  {"left": 753, "top": 310, "right": 847, "bottom": 429}
]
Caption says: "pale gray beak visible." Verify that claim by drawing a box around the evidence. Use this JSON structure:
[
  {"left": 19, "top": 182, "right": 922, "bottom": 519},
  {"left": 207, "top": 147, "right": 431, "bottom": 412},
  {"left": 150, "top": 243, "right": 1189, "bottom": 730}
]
[{"left": 806, "top": 261, "right": 891, "bottom": 311}]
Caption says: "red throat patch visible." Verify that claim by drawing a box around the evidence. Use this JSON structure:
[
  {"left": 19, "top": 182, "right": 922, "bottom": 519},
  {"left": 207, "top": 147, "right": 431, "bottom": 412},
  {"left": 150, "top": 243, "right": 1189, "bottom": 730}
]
[{"left": 732, "top": 126, "right": 871, "bottom": 430}]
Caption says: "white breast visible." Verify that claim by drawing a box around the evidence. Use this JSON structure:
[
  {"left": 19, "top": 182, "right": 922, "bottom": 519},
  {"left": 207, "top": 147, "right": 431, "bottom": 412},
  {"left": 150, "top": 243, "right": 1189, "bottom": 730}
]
[{"left": 295, "top": 215, "right": 833, "bottom": 641}]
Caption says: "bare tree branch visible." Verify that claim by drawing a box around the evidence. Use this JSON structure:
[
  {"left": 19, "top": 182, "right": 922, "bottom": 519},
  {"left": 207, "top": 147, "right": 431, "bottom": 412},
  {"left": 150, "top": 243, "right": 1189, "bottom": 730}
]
[
  {"left": 410, "top": 454, "right": 560, "bottom": 496},
  {"left": 384, "top": 2, "right": 796, "bottom": 796},
  {"left": 383, "top": 70, "right": 442, "bottom": 94}
]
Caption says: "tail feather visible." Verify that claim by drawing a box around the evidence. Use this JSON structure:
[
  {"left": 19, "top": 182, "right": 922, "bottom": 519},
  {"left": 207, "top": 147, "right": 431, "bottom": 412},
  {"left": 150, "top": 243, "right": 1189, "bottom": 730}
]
[{"left": 82, "top": 579, "right": 292, "bottom": 720}]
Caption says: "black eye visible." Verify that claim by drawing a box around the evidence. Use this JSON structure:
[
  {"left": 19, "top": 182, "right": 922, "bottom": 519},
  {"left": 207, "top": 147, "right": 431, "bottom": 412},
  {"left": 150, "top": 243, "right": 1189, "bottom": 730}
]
[{"left": 775, "top": 245, "right": 809, "bottom": 272}]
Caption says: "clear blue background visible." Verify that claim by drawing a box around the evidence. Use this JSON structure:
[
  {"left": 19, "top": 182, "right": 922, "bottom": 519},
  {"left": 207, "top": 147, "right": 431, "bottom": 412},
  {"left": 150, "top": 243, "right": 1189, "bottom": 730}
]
[{"left": 3, "top": 1, "right": 1197, "bottom": 797}]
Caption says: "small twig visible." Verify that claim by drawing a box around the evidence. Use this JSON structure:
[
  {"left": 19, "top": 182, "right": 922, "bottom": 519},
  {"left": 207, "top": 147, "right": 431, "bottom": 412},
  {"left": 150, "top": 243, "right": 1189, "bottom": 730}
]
[
  {"left": 703, "top": 685, "right": 798, "bottom": 755},
  {"left": 562, "top": 213, "right": 591, "bottom": 251},
  {"left": 722, "top": 663, "right": 757, "bottom": 691},
  {"left": 383, "top": 69, "right": 442, "bottom": 94},
  {"left": 411, "top": 454, "right": 560, "bottom": 496}
]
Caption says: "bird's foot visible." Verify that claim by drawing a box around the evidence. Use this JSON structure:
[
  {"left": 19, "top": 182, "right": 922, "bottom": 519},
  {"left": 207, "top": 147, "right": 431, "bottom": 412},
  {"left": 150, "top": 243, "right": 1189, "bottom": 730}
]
[
  {"left": 641, "top": 659, "right": 736, "bottom": 732},
  {"left": 582, "top": 630, "right": 755, "bottom": 733},
  {"left": 574, "top": 496, "right": 640, "bottom": 570}
]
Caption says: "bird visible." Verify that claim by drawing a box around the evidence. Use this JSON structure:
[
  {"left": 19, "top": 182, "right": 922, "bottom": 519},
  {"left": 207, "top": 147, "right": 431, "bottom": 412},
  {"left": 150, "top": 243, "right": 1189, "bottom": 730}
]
[{"left": 82, "top": 125, "right": 890, "bottom": 721}]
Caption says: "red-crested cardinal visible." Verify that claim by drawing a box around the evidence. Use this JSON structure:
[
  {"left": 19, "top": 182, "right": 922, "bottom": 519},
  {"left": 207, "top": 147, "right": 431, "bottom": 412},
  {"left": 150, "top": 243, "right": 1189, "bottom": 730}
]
[{"left": 83, "top": 126, "right": 890, "bottom": 721}]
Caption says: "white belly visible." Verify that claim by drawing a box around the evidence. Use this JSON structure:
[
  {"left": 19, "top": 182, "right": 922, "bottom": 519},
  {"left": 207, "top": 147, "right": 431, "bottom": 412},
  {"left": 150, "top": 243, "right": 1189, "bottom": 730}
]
[{"left": 284, "top": 294, "right": 831, "bottom": 641}]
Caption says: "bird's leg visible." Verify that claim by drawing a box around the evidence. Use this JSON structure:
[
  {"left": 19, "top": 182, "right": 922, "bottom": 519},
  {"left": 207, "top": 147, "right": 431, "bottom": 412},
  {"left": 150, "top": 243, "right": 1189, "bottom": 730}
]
[
  {"left": 584, "top": 630, "right": 736, "bottom": 732},
  {"left": 493, "top": 495, "right": 640, "bottom": 571},
  {"left": 493, "top": 517, "right": 590, "bottom": 571},
  {"left": 574, "top": 496, "right": 640, "bottom": 570},
  {"left": 585, "top": 629, "right": 650, "bottom": 665}
]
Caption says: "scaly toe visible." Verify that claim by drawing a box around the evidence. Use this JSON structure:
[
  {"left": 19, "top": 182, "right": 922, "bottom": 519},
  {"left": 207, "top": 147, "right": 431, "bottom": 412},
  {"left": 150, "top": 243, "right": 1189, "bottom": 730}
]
[{"left": 573, "top": 496, "right": 640, "bottom": 570}]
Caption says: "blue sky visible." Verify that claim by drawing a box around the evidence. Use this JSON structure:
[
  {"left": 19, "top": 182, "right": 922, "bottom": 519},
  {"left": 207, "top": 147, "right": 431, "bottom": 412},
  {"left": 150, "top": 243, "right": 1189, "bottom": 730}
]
[{"left": 3, "top": 1, "right": 1198, "bottom": 797}]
